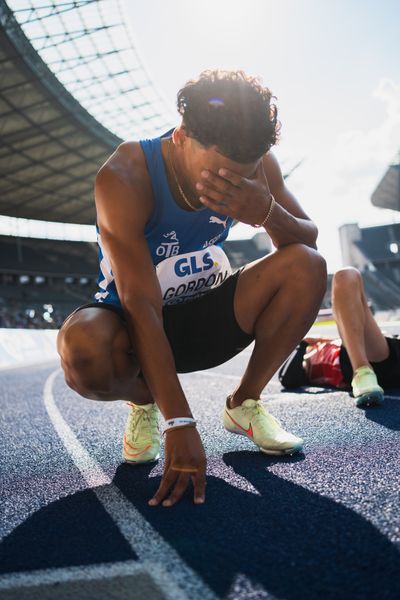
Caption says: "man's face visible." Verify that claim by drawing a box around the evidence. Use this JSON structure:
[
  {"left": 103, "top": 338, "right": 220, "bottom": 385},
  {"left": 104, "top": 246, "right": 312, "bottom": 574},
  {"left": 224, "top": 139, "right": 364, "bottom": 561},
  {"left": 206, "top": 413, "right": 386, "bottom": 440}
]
[{"left": 181, "top": 134, "right": 261, "bottom": 199}]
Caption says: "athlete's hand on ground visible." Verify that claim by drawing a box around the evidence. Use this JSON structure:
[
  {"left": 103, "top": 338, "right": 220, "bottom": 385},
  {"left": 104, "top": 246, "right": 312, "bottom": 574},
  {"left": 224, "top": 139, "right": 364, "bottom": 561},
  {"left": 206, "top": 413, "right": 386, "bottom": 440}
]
[
  {"left": 196, "top": 162, "right": 273, "bottom": 226},
  {"left": 148, "top": 427, "right": 206, "bottom": 507}
]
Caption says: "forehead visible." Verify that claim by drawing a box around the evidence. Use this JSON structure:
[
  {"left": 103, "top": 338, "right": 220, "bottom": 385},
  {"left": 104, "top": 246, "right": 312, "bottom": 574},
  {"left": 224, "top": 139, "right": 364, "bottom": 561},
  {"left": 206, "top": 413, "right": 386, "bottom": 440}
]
[{"left": 193, "top": 140, "right": 260, "bottom": 177}]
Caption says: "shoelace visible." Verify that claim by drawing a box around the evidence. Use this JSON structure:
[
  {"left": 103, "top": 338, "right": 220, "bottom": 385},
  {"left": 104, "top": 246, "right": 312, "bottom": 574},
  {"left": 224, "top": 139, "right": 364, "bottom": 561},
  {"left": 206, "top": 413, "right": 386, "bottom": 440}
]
[
  {"left": 353, "top": 367, "right": 376, "bottom": 382},
  {"left": 241, "top": 402, "right": 282, "bottom": 430},
  {"left": 127, "top": 405, "right": 159, "bottom": 442}
]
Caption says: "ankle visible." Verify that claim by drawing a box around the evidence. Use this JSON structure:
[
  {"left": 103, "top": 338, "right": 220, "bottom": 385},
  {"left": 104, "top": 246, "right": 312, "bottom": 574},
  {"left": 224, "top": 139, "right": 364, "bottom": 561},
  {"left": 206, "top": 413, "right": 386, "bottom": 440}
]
[
  {"left": 130, "top": 400, "right": 156, "bottom": 408},
  {"left": 353, "top": 364, "right": 373, "bottom": 375},
  {"left": 227, "top": 394, "right": 240, "bottom": 409},
  {"left": 227, "top": 393, "right": 259, "bottom": 409}
]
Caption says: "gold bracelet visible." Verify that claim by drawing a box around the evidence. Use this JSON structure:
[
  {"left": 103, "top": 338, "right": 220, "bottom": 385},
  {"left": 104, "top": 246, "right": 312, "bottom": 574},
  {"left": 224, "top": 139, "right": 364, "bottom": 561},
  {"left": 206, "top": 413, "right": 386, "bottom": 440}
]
[
  {"left": 253, "top": 194, "right": 275, "bottom": 228},
  {"left": 170, "top": 465, "right": 199, "bottom": 473}
]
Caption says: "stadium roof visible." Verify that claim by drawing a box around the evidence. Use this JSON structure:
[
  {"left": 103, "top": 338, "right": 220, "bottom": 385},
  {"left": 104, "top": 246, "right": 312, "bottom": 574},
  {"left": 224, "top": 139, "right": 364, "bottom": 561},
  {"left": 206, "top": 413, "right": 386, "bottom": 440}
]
[
  {"left": 0, "top": 0, "right": 174, "bottom": 225},
  {"left": 371, "top": 163, "right": 400, "bottom": 212},
  {"left": 0, "top": 234, "right": 97, "bottom": 276}
]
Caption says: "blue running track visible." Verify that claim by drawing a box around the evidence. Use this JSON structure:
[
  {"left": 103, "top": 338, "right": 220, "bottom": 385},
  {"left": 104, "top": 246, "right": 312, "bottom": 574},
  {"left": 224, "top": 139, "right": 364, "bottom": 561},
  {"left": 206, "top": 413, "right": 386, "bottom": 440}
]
[{"left": 1, "top": 346, "right": 399, "bottom": 599}]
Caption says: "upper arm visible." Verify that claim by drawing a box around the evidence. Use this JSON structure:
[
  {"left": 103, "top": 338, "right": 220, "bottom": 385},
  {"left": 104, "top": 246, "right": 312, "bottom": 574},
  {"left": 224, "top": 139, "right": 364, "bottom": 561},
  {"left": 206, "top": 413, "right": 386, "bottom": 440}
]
[
  {"left": 95, "top": 142, "right": 162, "bottom": 310},
  {"left": 262, "top": 152, "right": 312, "bottom": 221}
]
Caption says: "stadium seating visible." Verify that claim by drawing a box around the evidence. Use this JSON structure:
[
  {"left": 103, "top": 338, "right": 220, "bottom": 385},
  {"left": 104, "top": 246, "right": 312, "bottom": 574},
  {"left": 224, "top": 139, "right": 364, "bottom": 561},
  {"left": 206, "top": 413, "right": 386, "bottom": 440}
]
[{"left": 0, "top": 236, "right": 98, "bottom": 328}]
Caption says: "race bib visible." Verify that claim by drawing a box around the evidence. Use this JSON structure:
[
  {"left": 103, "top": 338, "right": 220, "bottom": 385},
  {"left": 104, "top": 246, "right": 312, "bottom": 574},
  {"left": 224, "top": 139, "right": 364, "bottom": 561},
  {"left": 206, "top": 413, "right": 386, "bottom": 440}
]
[{"left": 156, "top": 246, "right": 232, "bottom": 305}]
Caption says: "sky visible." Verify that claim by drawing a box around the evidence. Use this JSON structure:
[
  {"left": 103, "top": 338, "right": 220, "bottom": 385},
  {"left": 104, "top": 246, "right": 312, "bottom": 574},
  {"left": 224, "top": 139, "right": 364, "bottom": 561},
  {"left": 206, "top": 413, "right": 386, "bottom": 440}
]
[
  {"left": 2, "top": 0, "right": 399, "bottom": 273},
  {"left": 122, "top": 0, "right": 400, "bottom": 272}
]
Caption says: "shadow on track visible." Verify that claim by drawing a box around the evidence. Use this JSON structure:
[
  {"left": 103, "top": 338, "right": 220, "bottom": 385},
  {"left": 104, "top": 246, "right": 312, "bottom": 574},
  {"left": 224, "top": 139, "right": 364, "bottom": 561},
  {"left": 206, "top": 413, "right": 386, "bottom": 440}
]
[
  {"left": 282, "top": 387, "right": 400, "bottom": 431},
  {"left": 363, "top": 396, "right": 400, "bottom": 431},
  {"left": 115, "top": 454, "right": 400, "bottom": 600},
  {"left": 0, "top": 489, "right": 135, "bottom": 574},
  {"left": 1, "top": 454, "right": 399, "bottom": 600}
]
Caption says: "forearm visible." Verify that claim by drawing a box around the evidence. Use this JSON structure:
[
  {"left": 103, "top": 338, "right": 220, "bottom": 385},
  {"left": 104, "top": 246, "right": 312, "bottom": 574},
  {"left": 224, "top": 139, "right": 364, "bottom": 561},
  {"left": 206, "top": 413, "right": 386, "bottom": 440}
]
[
  {"left": 123, "top": 300, "right": 192, "bottom": 420},
  {"left": 265, "top": 201, "right": 318, "bottom": 249}
]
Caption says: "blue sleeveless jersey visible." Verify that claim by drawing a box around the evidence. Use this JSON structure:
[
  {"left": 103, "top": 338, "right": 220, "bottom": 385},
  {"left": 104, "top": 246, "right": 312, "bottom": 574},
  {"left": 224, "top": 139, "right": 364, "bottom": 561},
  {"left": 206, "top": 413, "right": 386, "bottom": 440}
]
[{"left": 94, "top": 131, "right": 234, "bottom": 307}]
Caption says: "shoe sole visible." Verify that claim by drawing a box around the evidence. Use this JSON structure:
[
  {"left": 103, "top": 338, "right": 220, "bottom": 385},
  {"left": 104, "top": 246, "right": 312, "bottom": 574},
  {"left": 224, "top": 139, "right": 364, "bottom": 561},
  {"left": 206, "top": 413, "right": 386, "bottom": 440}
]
[
  {"left": 355, "top": 391, "right": 384, "bottom": 408},
  {"left": 224, "top": 427, "right": 303, "bottom": 455},
  {"left": 124, "top": 453, "right": 160, "bottom": 465},
  {"left": 260, "top": 444, "right": 303, "bottom": 456}
]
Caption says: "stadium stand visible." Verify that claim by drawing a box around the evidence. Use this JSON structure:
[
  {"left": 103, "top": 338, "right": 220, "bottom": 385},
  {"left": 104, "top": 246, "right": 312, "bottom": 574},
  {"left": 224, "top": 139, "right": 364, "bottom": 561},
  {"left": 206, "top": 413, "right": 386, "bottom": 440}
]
[
  {"left": 0, "top": 235, "right": 98, "bottom": 328},
  {"left": 355, "top": 223, "right": 400, "bottom": 281},
  {"left": 0, "top": 0, "right": 172, "bottom": 328},
  {"left": 338, "top": 222, "right": 400, "bottom": 311},
  {"left": 319, "top": 271, "right": 398, "bottom": 316},
  {"left": 0, "top": 233, "right": 273, "bottom": 328},
  {"left": 224, "top": 233, "right": 271, "bottom": 269}
]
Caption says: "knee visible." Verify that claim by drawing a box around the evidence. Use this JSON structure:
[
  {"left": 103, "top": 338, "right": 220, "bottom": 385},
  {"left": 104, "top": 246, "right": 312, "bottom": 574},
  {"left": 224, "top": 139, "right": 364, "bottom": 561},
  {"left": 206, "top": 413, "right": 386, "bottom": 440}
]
[
  {"left": 58, "top": 319, "right": 98, "bottom": 368},
  {"left": 285, "top": 244, "right": 327, "bottom": 291},
  {"left": 66, "top": 356, "right": 114, "bottom": 398},
  {"left": 65, "top": 356, "right": 114, "bottom": 399},
  {"left": 332, "top": 267, "right": 362, "bottom": 297},
  {"left": 58, "top": 322, "right": 114, "bottom": 398}
]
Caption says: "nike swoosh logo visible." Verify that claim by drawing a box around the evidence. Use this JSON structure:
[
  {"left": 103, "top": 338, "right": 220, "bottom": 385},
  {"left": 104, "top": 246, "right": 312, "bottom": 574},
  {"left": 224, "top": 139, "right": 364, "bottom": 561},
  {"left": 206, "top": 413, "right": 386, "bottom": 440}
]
[
  {"left": 226, "top": 412, "right": 253, "bottom": 438},
  {"left": 123, "top": 434, "right": 152, "bottom": 456}
]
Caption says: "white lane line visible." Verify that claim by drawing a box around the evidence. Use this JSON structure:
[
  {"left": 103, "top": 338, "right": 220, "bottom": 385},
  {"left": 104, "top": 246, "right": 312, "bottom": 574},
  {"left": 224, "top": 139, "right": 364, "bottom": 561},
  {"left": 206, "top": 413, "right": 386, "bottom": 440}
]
[
  {"left": 38, "top": 369, "right": 217, "bottom": 600},
  {"left": 0, "top": 560, "right": 144, "bottom": 590}
]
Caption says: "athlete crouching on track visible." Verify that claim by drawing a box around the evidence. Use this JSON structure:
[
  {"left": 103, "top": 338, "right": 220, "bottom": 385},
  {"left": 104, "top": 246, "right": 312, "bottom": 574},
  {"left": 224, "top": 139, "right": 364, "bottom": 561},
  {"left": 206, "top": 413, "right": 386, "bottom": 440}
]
[
  {"left": 57, "top": 70, "right": 327, "bottom": 507},
  {"left": 279, "top": 267, "right": 399, "bottom": 406}
]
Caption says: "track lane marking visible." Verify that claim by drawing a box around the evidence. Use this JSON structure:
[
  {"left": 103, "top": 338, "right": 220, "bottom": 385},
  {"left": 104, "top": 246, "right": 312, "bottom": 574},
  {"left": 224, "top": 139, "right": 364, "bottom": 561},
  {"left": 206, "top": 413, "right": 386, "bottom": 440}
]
[
  {"left": 0, "top": 560, "right": 144, "bottom": 590},
  {"left": 39, "top": 369, "right": 217, "bottom": 600}
]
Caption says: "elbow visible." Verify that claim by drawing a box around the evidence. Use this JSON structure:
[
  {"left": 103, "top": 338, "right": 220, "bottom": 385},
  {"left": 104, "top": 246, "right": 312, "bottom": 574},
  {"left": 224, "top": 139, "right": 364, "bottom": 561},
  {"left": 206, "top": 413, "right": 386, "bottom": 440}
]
[
  {"left": 312, "top": 223, "right": 319, "bottom": 249},
  {"left": 306, "top": 222, "right": 318, "bottom": 250}
]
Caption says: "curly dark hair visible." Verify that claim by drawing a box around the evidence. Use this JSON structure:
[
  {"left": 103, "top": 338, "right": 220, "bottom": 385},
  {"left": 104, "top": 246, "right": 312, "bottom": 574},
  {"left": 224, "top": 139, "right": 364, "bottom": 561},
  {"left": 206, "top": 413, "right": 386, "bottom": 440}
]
[{"left": 177, "top": 70, "right": 280, "bottom": 163}]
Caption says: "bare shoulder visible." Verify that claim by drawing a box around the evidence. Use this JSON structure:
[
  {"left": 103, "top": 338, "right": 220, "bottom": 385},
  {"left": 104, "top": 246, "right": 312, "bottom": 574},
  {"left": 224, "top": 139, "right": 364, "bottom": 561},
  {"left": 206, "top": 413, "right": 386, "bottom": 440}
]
[
  {"left": 95, "top": 141, "right": 154, "bottom": 230},
  {"left": 95, "top": 141, "right": 153, "bottom": 220},
  {"left": 96, "top": 141, "right": 149, "bottom": 189}
]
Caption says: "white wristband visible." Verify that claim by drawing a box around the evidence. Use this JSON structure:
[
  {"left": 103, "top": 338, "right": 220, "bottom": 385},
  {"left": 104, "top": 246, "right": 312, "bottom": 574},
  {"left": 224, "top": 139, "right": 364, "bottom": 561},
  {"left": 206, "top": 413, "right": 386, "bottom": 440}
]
[{"left": 163, "top": 417, "right": 196, "bottom": 434}]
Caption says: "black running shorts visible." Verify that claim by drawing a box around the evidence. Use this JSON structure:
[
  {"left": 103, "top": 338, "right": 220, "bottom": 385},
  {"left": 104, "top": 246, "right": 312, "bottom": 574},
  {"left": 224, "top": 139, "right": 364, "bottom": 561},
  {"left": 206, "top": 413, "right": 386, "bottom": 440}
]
[
  {"left": 68, "top": 270, "right": 254, "bottom": 373},
  {"left": 339, "top": 336, "right": 400, "bottom": 388}
]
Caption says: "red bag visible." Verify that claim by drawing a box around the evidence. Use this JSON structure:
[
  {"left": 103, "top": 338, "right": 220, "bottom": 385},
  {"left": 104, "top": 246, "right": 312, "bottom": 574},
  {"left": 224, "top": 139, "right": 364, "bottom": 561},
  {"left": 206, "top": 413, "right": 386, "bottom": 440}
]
[{"left": 306, "top": 341, "right": 345, "bottom": 387}]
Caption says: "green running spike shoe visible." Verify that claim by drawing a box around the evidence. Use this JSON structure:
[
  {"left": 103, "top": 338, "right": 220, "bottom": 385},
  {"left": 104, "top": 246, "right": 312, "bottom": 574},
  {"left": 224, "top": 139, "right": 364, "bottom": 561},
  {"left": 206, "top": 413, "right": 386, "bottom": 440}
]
[
  {"left": 351, "top": 366, "right": 384, "bottom": 407},
  {"left": 123, "top": 402, "right": 160, "bottom": 464},
  {"left": 223, "top": 398, "right": 303, "bottom": 455}
]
